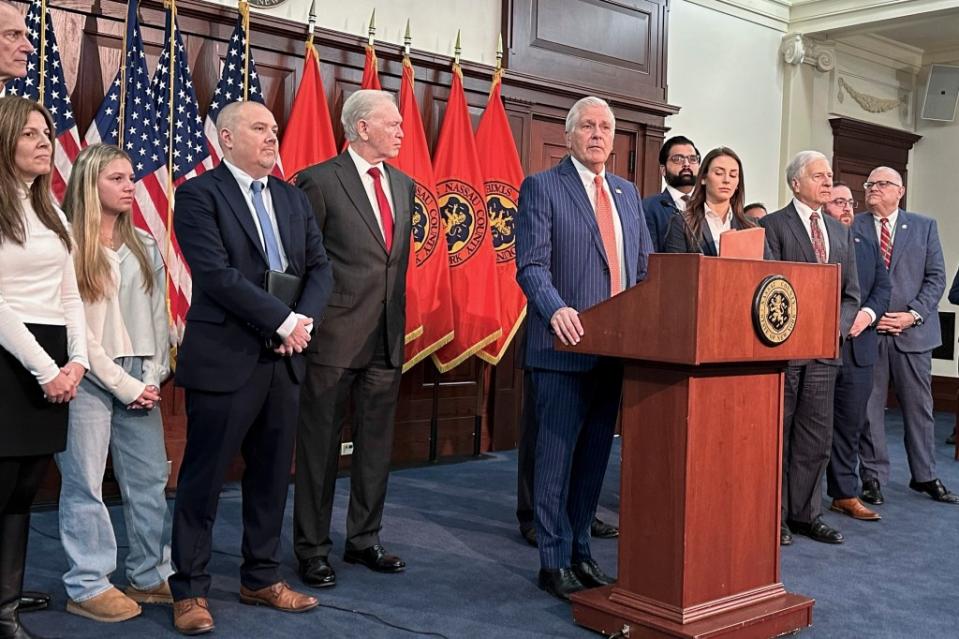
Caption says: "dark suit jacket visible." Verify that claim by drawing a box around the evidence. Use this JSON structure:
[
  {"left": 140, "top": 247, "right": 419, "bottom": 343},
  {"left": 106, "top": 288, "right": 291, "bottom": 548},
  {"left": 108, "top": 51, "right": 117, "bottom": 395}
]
[
  {"left": 295, "top": 152, "right": 414, "bottom": 369},
  {"left": 663, "top": 211, "right": 773, "bottom": 259},
  {"left": 852, "top": 209, "right": 945, "bottom": 354},
  {"left": 641, "top": 189, "right": 680, "bottom": 253},
  {"left": 173, "top": 162, "right": 333, "bottom": 393},
  {"left": 516, "top": 157, "right": 653, "bottom": 372},
  {"left": 848, "top": 220, "right": 891, "bottom": 367},
  {"left": 949, "top": 266, "right": 959, "bottom": 306},
  {"left": 760, "top": 201, "right": 861, "bottom": 365}
]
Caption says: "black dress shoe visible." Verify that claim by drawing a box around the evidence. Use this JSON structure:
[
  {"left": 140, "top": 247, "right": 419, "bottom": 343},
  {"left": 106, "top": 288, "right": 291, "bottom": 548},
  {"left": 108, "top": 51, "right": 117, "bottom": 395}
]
[
  {"left": 909, "top": 478, "right": 959, "bottom": 504},
  {"left": 787, "top": 517, "right": 843, "bottom": 544},
  {"left": 590, "top": 517, "right": 619, "bottom": 539},
  {"left": 537, "top": 568, "right": 586, "bottom": 601},
  {"left": 780, "top": 524, "right": 793, "bottom": 546},
  {"left": 860, "top": 478, "right": 884, "bottom": 505},
  {"left": 18, "top": 591, "right": 50, "bottom": 613},
  {"left": 571, "top": 559, "right": 615, "bottom": 588},
  {"left": 343, "top": 544, "right": 406, "bottom": 573},
  {"left": 298, "top": 556, "right": 336, "bottom": 588},
  {"left": 519, "top": 527, "right": 537, "bottom": 547}
]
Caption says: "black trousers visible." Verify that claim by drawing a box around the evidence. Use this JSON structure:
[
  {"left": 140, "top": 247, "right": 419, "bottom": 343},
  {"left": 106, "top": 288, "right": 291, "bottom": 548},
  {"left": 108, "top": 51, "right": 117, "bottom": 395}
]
[
  {"left": 293, "top": 334, "right": 402, "bottom": 561},
  {"left": 826, "top": 342, "right": 874, "bottom": 499},
  {"left": 170, "top": 358, "right": 299, "bottom": 601},
  {"left": 0, "top": 456, "right": 50, "bottom": 607}
]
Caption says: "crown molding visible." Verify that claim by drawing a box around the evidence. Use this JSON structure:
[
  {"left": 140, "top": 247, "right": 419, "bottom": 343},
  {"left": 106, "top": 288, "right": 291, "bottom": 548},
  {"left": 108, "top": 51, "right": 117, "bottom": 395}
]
[
  {"left": 790, "top": 0, "right": 959, "bottom": 34},
  {"left": 832, "top": 34, "right": 925, "bottom": 72},
  {"left": 683, "top": 0, "right": 792, "bottom": 32}
]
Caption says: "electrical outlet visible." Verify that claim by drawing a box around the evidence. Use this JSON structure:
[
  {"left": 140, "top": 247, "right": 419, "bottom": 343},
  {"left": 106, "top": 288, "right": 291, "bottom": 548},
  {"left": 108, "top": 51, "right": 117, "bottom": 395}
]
[{"left": 340, "top": 442, "right": 354, "bottom": 456}]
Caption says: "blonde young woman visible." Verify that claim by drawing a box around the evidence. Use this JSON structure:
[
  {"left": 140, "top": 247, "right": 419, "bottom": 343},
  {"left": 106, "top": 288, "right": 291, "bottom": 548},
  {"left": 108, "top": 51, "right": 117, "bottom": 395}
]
[
  {"left": 56, "top": 144, "right": 173, "bottom": 623},
  {"left": 0, "top": 96, "right": 87, "bottom": 639}
]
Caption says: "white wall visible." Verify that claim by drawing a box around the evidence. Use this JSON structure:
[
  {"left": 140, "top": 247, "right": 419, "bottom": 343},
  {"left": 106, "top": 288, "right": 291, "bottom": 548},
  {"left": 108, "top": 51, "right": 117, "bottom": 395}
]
[
  {"left": 205, "top": 0, "right": 501, "bottom": 65},
  {"left": 665, "top": 0, "right": 787, "bottom": 209}
]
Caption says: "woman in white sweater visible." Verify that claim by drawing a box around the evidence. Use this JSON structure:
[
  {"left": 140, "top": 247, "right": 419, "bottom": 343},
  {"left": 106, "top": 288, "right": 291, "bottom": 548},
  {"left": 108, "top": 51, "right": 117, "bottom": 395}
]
[
  {"left": 0, "top": 97, "right": 88, "bottom": 639},
  {"left": 55, "top": 144, "right": 173, "bottom": 623}
]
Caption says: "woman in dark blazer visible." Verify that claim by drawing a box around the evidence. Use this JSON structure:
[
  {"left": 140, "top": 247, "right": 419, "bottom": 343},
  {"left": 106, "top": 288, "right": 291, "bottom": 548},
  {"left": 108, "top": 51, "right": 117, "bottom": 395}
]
[
  {"left": 663, "top": 146, "right": 770, "bottom": 258},
  {"left": 0, "top": 96, "right": 88, "bottom": 639}
]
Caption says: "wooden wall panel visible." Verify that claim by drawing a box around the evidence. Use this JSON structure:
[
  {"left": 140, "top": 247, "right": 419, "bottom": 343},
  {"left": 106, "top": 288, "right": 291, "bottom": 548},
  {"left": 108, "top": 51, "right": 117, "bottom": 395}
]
[{"left": 23, "top": 0, "right": 673, "bottom": 503}]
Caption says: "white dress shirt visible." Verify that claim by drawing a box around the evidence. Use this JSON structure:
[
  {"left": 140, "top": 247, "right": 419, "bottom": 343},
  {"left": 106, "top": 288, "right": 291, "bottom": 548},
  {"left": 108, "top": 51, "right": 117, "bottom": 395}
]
[
  {"left": 347, "top": 146, "right": 395, "bottom": 242},
  {"left": 666, "top": 184, "right": 690, "bottom": 212},
  {"left": 704, "top": 204, "right": 732, "bottom": 253},
  {"left": 570, "top": 156, "right": 627, "bottom": 291},
  {"left": 792, "top": 198, "right": 830, "bottom": 262},
  {"left": 872, "top": 209, "right": 899, "bottom": 247}
]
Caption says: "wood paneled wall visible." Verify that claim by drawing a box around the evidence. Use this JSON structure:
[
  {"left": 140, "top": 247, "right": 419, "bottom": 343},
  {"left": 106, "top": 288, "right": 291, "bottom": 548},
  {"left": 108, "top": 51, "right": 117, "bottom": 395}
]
[{"left": 26, "top": 0, "right": 674, "bottom": 501}]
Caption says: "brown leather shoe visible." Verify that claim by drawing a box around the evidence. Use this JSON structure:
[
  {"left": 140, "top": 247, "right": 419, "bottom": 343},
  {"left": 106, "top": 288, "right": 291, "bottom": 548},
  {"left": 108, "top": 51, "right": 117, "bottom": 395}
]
[
  {"left": 830, "top": 497, "right": 881, "bottom": 521},
  {"left": 239, "top": 581, "right": 318, "bottom": 613},
  {"left": 173, "top": 597, "right": 215, "bottom": 635}
]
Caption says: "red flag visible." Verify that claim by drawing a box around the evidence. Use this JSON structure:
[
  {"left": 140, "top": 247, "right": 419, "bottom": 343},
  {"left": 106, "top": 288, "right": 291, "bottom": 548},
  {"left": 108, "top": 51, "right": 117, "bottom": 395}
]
[
  {"left": 281, "top": 44, "right": 337, "bottom": 178},
  {"left": 388, "top": 58, "right": 454, "bottom": 370},
  {"left": 360, "top": 43, "right": 382, "bottom": 90},
  {"left": 475, "top": 69, "right": 526, "bottom": 365},
  {"left": 431, "top": 65, "right": 502, "bottom": 372}
]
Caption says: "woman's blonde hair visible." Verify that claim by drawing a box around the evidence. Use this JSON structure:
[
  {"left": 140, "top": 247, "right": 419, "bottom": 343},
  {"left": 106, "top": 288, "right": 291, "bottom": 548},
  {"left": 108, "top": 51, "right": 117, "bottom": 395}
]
[
  {"left": 0, "top": 96, "right": 69, "bottom": 248},
  {"left": 63, "top": 144, "right": 155, "bottom": 302}
]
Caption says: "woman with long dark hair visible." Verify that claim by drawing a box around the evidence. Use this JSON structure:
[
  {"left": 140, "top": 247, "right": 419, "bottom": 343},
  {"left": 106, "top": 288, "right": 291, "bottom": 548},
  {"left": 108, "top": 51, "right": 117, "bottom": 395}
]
[
  {"left": 56, "top": 144, "right": 173, "bottom": 623},
  {"left": 663, "top": 147, "right": 769, "bottom": 257},
  {"left": 0, "top": 95, "right": 88, "bottom": 639}
]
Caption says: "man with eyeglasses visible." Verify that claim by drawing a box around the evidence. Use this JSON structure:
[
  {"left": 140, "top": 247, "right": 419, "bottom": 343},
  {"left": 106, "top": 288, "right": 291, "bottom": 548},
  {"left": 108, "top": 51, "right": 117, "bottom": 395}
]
[
  {"left": 822, "top": 182, "right": 890, "bottom": 523},
  {"left": 642, "top": 136, "right": 700, "bottom": 251},
  {"left": 760, "top": 151, "right": 861, "bottom": 547},
  {"left": 853, "top": 167, "right": 958, "bottom": 506}
]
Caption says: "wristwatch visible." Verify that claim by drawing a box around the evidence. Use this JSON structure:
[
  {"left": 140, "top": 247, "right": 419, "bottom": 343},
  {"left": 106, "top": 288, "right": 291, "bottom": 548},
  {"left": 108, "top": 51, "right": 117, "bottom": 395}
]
[{"left": 909, "top": 310, "right": 923, "bottom": 327}]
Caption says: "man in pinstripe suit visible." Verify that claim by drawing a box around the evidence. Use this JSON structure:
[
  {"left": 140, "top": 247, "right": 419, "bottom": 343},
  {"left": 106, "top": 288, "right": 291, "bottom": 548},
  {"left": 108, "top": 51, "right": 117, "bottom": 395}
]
[
  {"left": 760, "top": 151, "right": 860, "bottom": 546},
  {"left": 515, "top": 96, "right": 653, "bottom": 600}
]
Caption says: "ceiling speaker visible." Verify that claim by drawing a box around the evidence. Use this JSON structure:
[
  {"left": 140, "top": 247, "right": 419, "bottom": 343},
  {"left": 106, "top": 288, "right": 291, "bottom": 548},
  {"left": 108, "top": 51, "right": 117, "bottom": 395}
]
[{"left": 920, "top": 64, "right": 959, "bottom": 122}]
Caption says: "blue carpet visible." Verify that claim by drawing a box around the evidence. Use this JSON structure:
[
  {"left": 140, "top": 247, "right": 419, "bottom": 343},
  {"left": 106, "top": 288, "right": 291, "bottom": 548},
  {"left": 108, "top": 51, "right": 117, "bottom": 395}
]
[{"left": 18, "top": 409, "right": 959, "bottom": 638}]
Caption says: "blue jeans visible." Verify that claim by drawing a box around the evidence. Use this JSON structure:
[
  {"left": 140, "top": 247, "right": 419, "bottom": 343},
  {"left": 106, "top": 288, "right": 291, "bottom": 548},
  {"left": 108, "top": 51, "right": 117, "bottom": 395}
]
[{"left": 55, "top": 357, "right": 172, "bottom": 602}]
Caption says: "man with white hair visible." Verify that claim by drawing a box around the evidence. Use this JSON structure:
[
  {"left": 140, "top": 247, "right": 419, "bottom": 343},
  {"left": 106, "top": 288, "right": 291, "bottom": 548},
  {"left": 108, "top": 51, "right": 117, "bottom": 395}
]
[
  {"left": 854, "top": 166, "right": 958, "bottom": 506},
  {"left": 0, "top": 1, "right": 33, "bottom": 95},
  {"left": 293, "top": 89, "right": 415, "bottom": 588},
  {"left": 516, "top": 96, "right": 653, "bottom": 600},
  {"left": 760, "top": 151, "right": 860, "bottom": 546}
]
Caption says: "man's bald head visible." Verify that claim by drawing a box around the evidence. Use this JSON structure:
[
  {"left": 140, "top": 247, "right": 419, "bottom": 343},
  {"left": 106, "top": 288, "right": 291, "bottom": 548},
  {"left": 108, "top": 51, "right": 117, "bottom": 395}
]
[
  {"left": 0, "top": 2, "right": 33, "bottom": 85},
  {"left": 864, "top": 165, "right": 905, "bottom": 218},
  {"left": 217, "top": 100, "right": 279, "bottom": 180}
]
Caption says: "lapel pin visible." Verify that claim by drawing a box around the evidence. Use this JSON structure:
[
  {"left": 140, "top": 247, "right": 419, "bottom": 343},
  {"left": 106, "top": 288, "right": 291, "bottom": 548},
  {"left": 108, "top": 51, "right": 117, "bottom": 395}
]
[
  {"left": 854, "top": 237, "right": 861, "bottom": 242},
  {"left": 901, "top": 224, "right": 907, "bottom": 229},
  {"left": 614, "top": 188, "right": 622, "bottom": 194}
]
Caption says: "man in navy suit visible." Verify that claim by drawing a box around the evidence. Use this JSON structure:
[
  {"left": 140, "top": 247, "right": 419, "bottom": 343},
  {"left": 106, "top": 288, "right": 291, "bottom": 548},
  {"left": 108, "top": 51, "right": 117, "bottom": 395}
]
[
  {"left": 823, "top": 183, "right": 890, "bottom": 522},
  {"left": 641, "top": 135, "right": 700, "bottom": 252},
  {"left": 516, "top": 96, "right": 653, "bottom": 600},
  {"left": 760, "top": 151, "right": 861, "bottom": 547},
  {"left": 856, "top": 166, "right": 959, "bottom": 506},
  {"left": 169, "top": 101, "right": 333, "bottom": 634}
]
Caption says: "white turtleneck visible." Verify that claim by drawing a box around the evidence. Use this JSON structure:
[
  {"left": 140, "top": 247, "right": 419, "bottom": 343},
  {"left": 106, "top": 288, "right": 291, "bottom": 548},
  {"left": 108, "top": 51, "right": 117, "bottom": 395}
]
[{"left": 0, "top": 185, "right": 89, "bottom": 384}]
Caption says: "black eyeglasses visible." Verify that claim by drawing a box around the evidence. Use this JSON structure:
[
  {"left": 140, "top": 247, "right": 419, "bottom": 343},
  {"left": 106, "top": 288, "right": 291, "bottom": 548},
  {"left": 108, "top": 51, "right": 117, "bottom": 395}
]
[
  {"left": 830, "top": 198, "right": 857, "bottom": 209},
  {"left": 668, "top": 154, "right": 701, "bottom": 166},
  {"left": 863, "top": 180, "right": 901, "bottom": 191}
]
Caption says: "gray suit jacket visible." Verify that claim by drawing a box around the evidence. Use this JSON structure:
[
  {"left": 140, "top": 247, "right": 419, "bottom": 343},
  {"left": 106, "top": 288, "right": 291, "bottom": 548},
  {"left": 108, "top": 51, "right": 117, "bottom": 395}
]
[
  {"left": 295, "top": 152, "right": 415, "bottom": 369},
  {"left": 760, "top": 201, "right": 861, "bottom": 365},
  {"left": 852, "top": 210, "right": 945, "bottom": 353}
]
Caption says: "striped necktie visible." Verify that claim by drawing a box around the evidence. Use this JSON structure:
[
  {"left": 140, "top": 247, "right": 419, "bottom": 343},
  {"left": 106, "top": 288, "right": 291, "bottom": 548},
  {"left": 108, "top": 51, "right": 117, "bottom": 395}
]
[
  {"left": 879, "top": 217, "right": 892, "bottom": 268},
  {"left": 593, "top": 175, "right": 621, "bottom": 295},
  {"left": 809, "top": 211, "right": 827, "bottom": 264}
]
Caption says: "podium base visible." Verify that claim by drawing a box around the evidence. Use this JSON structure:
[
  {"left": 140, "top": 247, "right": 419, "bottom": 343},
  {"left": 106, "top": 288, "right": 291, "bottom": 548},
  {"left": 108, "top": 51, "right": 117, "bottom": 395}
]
[{"left": 571, "top": 587, "right": 813, "bottom": 639}]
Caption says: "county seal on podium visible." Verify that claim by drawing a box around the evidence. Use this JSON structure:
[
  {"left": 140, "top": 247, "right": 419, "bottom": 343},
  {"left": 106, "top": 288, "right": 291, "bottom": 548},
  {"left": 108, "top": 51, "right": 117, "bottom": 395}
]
[{"left": 753, "top": 274, "right": 798, "bottom": 345}]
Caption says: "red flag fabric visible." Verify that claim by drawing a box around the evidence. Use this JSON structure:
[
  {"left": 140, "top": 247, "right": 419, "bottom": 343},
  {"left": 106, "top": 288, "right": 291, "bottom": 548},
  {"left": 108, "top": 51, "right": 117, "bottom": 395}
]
[
  {"left": 281, "top": 44, "right": 337, "bottom": 179},
  {"left": 475, "top": 69, "right": 527, "bottom": 365},
  {"left": 387, "top": 58, "right": 454, "bottom": 370},
  {"left": 360, "top": 43, "right": 382, "bottom": 90},
  {"left": 431, "top": 65, "right": 502, "bottom": 372}
]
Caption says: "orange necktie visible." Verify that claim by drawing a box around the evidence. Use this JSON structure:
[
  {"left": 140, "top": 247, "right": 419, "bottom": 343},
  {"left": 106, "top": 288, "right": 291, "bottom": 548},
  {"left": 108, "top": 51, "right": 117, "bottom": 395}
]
[{"left": 593, "top": 175, "right": 622, "bottom": 295}]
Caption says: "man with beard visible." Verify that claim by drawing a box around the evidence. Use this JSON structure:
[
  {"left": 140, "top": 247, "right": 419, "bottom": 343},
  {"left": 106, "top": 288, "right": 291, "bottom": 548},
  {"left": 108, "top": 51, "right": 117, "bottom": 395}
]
[
  {"left": 822, "top": 182, "right": 890, "bottom": 523},
  {"left": 642, "top": 136, "right": 701, "bottom": 252}
]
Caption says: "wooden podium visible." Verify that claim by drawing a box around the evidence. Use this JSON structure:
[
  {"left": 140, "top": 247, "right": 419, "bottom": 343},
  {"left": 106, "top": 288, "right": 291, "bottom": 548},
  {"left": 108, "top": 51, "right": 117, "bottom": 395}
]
[{"left": 563, "top": 253, "right": 841, "bottom": 639}]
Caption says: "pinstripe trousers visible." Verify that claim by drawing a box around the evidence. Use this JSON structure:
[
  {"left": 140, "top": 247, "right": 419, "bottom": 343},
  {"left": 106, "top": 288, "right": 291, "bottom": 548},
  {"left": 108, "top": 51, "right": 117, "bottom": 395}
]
[
  {"left": 531, "top": 361, "right": 622, "bottom": 570},
  {"left": 783, "top": 361, "right": 838, "bottom": 525}
]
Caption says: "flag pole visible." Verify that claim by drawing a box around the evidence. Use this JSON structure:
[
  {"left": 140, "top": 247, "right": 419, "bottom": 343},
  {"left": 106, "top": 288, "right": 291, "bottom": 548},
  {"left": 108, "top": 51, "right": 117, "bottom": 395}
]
[
  {"left": 164, "top": 0, "right": 178, "bottom": 333},
  {"left": 118, "top": 1, "right": 134, "bottom": 148},
  {"left": 453, "top": 29, "right": 461, "bottom": 69},
  {"left": 306, "top": 0, "right": 316, "bottom": 50},
  {"left": 38, "top": 0, "right": 47, "bottom": 103},
  {"left": 367, "top": 9, "right": 375, "bottom": 46},
  {"left": 241, "top": 0, "right": 250, "bottom": 101},
  {"left": 403, "top": 19, "right": 411, "bottom": 58}
]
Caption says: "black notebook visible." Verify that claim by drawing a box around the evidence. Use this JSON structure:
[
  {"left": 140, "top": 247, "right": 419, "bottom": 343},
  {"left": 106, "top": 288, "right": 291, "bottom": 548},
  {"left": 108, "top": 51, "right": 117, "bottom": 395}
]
[{"left": 264, "top": 270, "right": 302, "bottom": 309}]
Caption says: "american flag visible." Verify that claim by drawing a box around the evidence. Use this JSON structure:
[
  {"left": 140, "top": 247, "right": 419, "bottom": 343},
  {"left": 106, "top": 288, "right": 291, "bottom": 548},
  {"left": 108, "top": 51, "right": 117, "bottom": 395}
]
[
  {"left": 7, "top": 0, "right": 82, "bottom": 202},
  {"left": 203, "top": 10, "right": 283, "bottom": 176}
]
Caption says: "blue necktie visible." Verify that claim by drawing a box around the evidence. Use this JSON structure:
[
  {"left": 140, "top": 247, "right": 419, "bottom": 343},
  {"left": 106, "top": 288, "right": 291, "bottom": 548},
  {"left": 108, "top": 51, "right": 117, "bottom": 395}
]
[{"left": 250, "top": 181, "right": 282, "bottom": 271}]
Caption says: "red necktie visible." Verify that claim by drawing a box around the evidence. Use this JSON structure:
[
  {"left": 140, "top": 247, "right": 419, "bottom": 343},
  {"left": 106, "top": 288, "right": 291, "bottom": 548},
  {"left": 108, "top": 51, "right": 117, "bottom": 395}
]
[
  {"left": 809, "top": 211, "right": 827, "bottom": 264},
  {"left": 879, "top": 217, "right": 892, "bottom": 268},
  {"left": 593, "top": 175, "right": 622, "bottom": 295},
  {"left": 367, "top": 166, "right": 394, "bottom": 253}
]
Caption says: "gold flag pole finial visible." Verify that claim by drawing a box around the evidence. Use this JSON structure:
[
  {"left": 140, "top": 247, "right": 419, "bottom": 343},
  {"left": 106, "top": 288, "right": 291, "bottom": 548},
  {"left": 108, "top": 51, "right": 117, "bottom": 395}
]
[
  {"left": 38, "top": 0, "right": 47, "bottom": 103},
  {"left": 240, "top": 1, "right": 251, "bottom": 101},
  {"left": 403, "top": 19, "right": 411, "bottom": 57},
  {"left": 367, "top": 9, "right": 376, "bottom": 46},
  {"left": 307, "top": 0, "right": 316, "bottom": 48},
  {"left": 453, "top": 29, "right": 461, "bottom": 67},
  {"left": 496, "top": 33, "right": 503, "bottom": 71}
]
